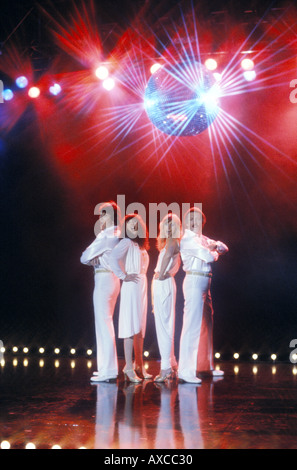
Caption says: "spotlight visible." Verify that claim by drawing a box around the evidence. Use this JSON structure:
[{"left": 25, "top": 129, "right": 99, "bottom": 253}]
[
  {"left": 252, "top": 354, "right": 258, "bottom": 360},
  {"left": 28, "top": 87, "right": 40, "bottom": 98},
  {"left": 215, "top": 352, "right": 221, "bottom": 359},
  {"left": 16, "top": 76, "right": 28, "bottom": 88},
  {"left": 233, "top": 353, "right": 239, "bottom": 359},
  {"left": 12, "top": 347, "right": 18, "bottom": 353},
  {"left": 205, "top": 58, "right": 217, "bottom": 71},
  {"left": 150, "top": 63, "right": 162, "bottom": 74},
  {"left": 39, "top": 347, "right": 45, "bottom": 354},
  {"left": 49, "top": 83, "right": 62, "bottom": 96},
  {"left": 54, "top": 348, "right": 60, "bottom": 355},
  {"left": 70, "top": 348, "right": 76, "bottom": 355},
  {"left": 2, "top": 89, "right": 14, "bottom": 101},
  {"left": 95, "top": 65, "right": 109, "bottom": 80},
  {"left": 213, "top": 72, "right": 222, "bottom": 82},
  {"left": 86, "top": 349, "right": 92, "bottom": 356},
  {"left": 241, "top": 58, "right": 254, "bottom": 71},
  {"left": 143, "top": 351, "right": 149, "bottom": 357},
  {"left": 25, "top": 443, "right": 36, "bottom": 449},
  {"left": 23, "top": 347, "right": 29, "bottom": 354},
  {"left": 102, "top": 77, "right": 115, "bottom": 91},
  {"left": 243, "top": 70, "right": 256, "bottom": 81},
  {"left": 51, "top": 445, "right": 62, "bottom": 449},
  {"left": 1, "top": 440, "right": 11, "bottom": 449},
  {"left": 271, "top": 354, "right": 277, "bottom": 361}
]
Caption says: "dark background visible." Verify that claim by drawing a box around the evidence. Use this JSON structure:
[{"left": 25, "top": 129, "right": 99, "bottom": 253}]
[{"left": 0, "top": 0, "right": 296, "bottom": 361}]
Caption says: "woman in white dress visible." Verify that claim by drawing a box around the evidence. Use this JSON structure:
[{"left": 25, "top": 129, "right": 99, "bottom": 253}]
[
  {"left": 109, "top": 214, "right": 151, "bottom": 383},
  {"left": 152, "top": 214, "right": 181, "bottom": 382}
]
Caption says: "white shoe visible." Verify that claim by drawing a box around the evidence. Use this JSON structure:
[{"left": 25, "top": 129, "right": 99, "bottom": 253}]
[
  {"left": 212, "top": 369, "right": 224, "bottom": 376},
  {"left": 178, "top": 375, "right": 202, "bottom": 384},
  {"left": 90, "top": 374, "right": 117, "bottom": 383}
]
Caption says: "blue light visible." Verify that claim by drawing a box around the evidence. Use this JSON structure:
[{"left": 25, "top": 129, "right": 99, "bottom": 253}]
[
  {"left": 49, "top": 83, "right": 62, "bottom": 96},
  {"left": 15, "top": 76, "right": 29, "bottom": 88},
  {"left": 144, "top": 61, "right": 220, "bottom": 136},
  {"left": 2, "top": 89, "right": 14, "bottom": 101}
]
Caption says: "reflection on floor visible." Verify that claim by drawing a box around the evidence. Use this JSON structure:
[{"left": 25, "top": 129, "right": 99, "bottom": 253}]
[{"left": 1, "top": 357, "right": 297, "bottom": 449}]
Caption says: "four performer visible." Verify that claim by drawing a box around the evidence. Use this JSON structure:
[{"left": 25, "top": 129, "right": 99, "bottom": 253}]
[{"left": 81, "top": 204, "right": 228, "bottom": 384}]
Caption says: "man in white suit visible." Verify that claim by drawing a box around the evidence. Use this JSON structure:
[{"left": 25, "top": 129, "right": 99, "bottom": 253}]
[
  {"left": 178, "top": 207, "right": 228, "bottom": 384},
  {"left": 80, "top": 201, "right": 121, "bottom": 382}
]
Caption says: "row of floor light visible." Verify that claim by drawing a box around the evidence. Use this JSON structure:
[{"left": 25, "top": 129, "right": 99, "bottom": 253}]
[
  {"left": 0, "top": 346, "right": 294, "bottom": 362},
  {"left": 1, "top": 56, "right": 257, "bottom": 102},
  {"left": 0, "top": 441, "right": 86, "bottom": 449}
]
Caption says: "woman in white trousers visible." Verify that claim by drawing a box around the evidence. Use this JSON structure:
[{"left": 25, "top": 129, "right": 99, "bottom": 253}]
[
  {"left": 80, "top": 201, "right": 121, "bottom": 383},
  {"left": 109, "top": 214, "right": 151, "bottom": 383},
  {"left": 152, "top": 214, "right": 181, "bottom": 382},
  {"left": 178, "top": 207, "right": 228, "bottom": 384}
]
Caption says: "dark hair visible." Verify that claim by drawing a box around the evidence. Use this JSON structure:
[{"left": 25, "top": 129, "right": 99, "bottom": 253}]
[
  {"left": 98, "top": 201, "right": 121, "bottom": 227},
  {"left": 120, "top": 214, "right": 149, "bottom": 250}
]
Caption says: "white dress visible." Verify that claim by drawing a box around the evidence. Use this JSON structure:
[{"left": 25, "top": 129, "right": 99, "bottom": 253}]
[
  {"left": 152, "top": 247, "right": 180, "bottom": 370},
  {"left": 178, "top": 229, "right": 228, "bottom": 379},
  {"left": 80, "top": 226, "right": 120, "bottom": 378},
  {"left": 109, "top": 238, "right": 149, "bottom": 339}
]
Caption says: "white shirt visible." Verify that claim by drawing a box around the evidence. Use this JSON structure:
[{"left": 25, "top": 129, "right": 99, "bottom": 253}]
[
  {"left": 80, "top": 225, "right": 119, "bottom": 271},
  {"left": 109, "top": 238, "right": 149, "bottom": 281},
  {"left": 154, "top": 247, "right": 181, "bottom": 277},
  {"left": 180, "top": 229, "right": 228, "bottom": 273}
]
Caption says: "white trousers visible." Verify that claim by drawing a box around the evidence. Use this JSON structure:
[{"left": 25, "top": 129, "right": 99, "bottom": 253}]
[
  {"left": 93, "top": 271, "right": 120, "bottom": 377},
  {"left": 178, "top": 274, "right": 211, "bottom": 379},
  {"left": 152, "top": 277, "right": 177, "bottom": 370}
]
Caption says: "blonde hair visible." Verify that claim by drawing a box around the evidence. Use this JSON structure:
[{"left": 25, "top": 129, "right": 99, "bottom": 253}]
[{"left": 157, "top": 213, "right": 181, "bottom": 251}]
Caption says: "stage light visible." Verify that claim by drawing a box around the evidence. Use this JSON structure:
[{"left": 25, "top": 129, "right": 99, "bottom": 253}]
[
  {"left": 25, "top": 442, "right": 36, "bottom": 449},
  {"left": 87, "top": 361, "right": 92, "bottom": 368},
  {"left": 215, "top": 352, "right": 221, "bottom": 359},
  {"left": 23, "top": 347, "right": 29, "bottom": 354},
  {"left": 23, "top": 359, "right": 29, "bottom": 367},
  {"left": 1, "top": 440, "right": 11, "bottom": 449},
  {"left": 12, "top": 347, "right": 18, "bottom": 353},
  {"left": 143, "top": 351, "right": 149, "bottom": 357},
  {"left": 252, "top": 366, "right": 258, "bottom": 375},
  {"left": 28, "top": 87, "right": 40, "bottom": 98},
  {"left": 70, "top": 348, "right": 76, "bottom": 355},
  {"left": 39, "top": 359, "right": 44, "bottom": 368},
  {"left": 150, "top": 63, "right": 162, "bottom": 74},
  {"left": 102, "top": 77, "right": 115, "bottom": 91},
  {"left": 243, "top": 70, "right": 256, "bottom": 81},
  {"left": 0, "top": 346, "right": 5, "bottom": 353},
  {"left": 272, "top": 366, "right": 277, "bottom": 375},
  {"left": 2, "top": 89, "right": 14, "bottom": 101},
  {"left": 86, "top": 349, "right": 92, "bottom": 356},
  {"left": 271, "top": 354, "right": 277, "bottom": 361},
  {"left": 70, "top": 360, "right": 76, "bottom": 368},
  {"left": 252, "top": 354, "right": 258, "bottom": 360},
  {"left": 52, "top": 445, "right": 62, "bottom": 449},
  {"left": 49, "top": 83, "right": 62, "bottom": 96},
  {"left": 54, "top": 348, "right": 60, "bottom": 354},
  {"left": 95, "top": 65, "right": 109, "bottom": 80},
  {"left": 233, "top": 353, "right": 239, "bottom": 359},
  {"left": 13, "top": 359, "right": 18, "bottom": 367},
  {"left": 55, "top": 360, "right": 60, "bottom": 368},
  {"left": 241, "top": 58, "right": 254, "bottom": 71},
  {"left": 39, "top": 347, "right": 45, "bottom": 354},
  {"left": 205, "top": 58, "right": 217, "bottom": 71},
  {"left": 16, "top": 76, "right": 28, "bottom": 88},
  {"left": 234, "top": 366, "right": 239, "bottom": 374}
]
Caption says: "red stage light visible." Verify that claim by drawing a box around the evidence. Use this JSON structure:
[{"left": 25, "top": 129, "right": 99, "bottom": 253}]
[
  {"left": 205, "top": 58, "right": 217, "bottom": 71},
  {"left": 28, "top": 87, "right": 41, "bottom": 98},
  {"left": 241, "top": 58, "right": 254, "bottom": 71}
]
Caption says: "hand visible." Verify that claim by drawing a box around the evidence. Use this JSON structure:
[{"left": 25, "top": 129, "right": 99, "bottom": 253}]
[
  {"left": 124, "top": 273, "right": 140, "bottom": 283},
  {"left": 89, "top": 256, "right": 100, "bottom": 266},
  {"left": 207, "top": 242, "right": 217, "bottom": 251}
]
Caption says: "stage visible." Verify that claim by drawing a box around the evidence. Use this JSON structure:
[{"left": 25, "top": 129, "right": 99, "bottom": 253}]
[{"left": 1, "top": 356, "right": 297, "bottom": 450}]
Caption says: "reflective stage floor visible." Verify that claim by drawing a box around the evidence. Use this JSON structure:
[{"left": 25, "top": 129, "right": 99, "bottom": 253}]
[{"left": 1, "top": 357, "right": 297, "bottom": 450}]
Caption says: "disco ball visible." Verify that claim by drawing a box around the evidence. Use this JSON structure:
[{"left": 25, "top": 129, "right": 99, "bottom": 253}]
[{"left": 144, "top": 61, "right": 220, "bottom": 136}]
